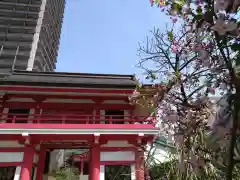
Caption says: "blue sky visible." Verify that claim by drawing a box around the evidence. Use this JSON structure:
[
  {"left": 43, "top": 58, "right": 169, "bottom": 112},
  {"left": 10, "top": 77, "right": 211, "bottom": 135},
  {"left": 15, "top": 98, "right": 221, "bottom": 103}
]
[{"left": 56, "top": 0, "right": 170, "bottom": 78}]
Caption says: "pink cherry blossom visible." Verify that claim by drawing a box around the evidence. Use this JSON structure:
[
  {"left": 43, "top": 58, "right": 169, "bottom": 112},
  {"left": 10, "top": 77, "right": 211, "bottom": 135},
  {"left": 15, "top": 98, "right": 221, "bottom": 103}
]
[
  {"left": 171, "top": 45, "right": 178, "bottom": 53},
  {"left": 172, "top": 18, "right": 178, "bottom": 24},
  {"left": 207, "top": 87, "right": 216, "bottom": 95},
  {"left": 167, "top": 114, "right": 178, "bottom": 123},
  {"left": 144, "top": 0, "right": 239, "bottom": 177},
  {"left": 219, "top": 82, "right": 227, "bottom": 90},
  {"left": 149, "top": 0, "right": 154, "bottom": 7},
  {"left": 198, "top": 50, "right": 209, "bottom": 61}
]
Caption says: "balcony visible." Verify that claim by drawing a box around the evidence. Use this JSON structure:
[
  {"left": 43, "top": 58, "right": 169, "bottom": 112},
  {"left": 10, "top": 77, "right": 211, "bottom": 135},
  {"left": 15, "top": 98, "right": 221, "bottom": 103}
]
[{"left": 0, "top": 113, "right": 157, "bottom": 131}]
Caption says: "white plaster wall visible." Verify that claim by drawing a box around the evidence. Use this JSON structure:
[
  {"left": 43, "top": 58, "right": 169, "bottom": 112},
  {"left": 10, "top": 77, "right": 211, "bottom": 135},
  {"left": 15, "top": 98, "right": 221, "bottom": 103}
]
[
  {"left": 79, "top": 175, "right": 88, "bottom": 180},
  {"left": 100, "top": 151, "right": 135, "bottom": 161},
  {"left": 33, "top": 153, "right": 39, "bottom": 163},
  {"left": 100, "top": 165, "right": 104, "bottom": 180},
  {"left": 0, "top": 141, "right": 24, "bottom": 147},
  {"left": 14, "top": 166, "right": 21, "bottom": 180},
  {"left": 131, "top": 164, "right": 136, "bottom": 180},
  {"left": 0, "top": 152, "right": 24, "bottom": 162}
]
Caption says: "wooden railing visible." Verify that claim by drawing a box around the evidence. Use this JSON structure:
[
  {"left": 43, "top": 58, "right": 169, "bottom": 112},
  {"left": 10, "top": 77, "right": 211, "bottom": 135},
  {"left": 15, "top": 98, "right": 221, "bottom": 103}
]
[{"left": 0, "top": 113, "right": 156, "bottom": 125}]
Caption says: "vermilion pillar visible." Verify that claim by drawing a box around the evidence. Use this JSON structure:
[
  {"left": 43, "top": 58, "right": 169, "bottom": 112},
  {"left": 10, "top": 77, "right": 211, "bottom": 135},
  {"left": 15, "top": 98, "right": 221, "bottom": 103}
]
[
  {"left": 20, "top": 146, "right": 35, "bottom": 180},
  {"left": 88, "top": 150, "right": 92, "bottom": 180},
  {"left": 135, "top": 150, "right": 145, "bottom": 180},
  {"left": 36, "top": 146, "right": 46, "bottom": 180},
  {"left": 90, "top": 144, "right": 100, "bottom": 180}
]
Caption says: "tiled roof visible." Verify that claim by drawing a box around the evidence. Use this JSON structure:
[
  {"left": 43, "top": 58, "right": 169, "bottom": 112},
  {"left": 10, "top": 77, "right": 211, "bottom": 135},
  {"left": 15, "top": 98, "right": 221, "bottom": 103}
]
[{"left": 0, "top": 70, "right": 137, "bottom": 89}]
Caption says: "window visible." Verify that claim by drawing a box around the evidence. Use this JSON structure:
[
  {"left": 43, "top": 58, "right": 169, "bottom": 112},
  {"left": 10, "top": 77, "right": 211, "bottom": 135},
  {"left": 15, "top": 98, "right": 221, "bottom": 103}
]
[
  {"left": 105, "top": 110, "right": 125, "bottom": 124},
  {"left": 8, "top": 109, "right": 30, "bottom": 123}
]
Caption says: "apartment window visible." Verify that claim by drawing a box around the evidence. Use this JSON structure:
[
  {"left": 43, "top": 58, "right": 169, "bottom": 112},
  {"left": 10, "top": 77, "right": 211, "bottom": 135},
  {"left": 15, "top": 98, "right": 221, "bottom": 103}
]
[{"left": 105, "top": 110, "right": 124, "bottom": 124}]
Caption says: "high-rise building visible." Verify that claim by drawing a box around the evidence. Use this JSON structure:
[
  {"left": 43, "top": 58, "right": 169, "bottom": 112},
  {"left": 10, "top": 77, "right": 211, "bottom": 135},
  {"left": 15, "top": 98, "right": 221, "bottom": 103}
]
[{"left": 0, "top": 0, "right": 65, "bottom": 72}]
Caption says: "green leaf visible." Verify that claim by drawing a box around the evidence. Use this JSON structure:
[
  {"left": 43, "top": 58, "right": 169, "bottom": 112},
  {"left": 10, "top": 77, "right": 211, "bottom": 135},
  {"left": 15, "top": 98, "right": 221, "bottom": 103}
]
[
  {"left": 230, "top": 43, "right": 240, "bottom": 52},
  {"left": 167, "top": 31, "right": 173, "bottom": 41},
  {"left": 174, "top": 0, "right": 185, "bottom": 5},
  {"left": 195, "top": 14, "right": 202, "bottom": 21},
  {"left": 172, "top": 3, "right": 182, "bottom": 12},
  {"left": 196, "top": 6, "right": 202, "bottom": 14}
]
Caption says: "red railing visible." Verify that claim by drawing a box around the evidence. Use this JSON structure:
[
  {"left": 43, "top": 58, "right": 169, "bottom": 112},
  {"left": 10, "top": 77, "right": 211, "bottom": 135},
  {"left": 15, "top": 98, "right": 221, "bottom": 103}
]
[{"left": 0, "top": 113, "right": 156, "bottom": 125}]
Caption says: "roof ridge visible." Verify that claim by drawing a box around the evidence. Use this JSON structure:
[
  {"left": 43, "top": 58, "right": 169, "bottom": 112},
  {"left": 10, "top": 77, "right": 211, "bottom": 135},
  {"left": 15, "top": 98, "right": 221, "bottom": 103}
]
[{"left": 13, "top": 70, "right": 135, "bottom": 79}]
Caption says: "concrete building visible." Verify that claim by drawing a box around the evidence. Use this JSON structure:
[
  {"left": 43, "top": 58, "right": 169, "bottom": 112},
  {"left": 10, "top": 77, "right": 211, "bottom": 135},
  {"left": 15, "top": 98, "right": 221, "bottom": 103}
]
[{"left": 0, "top": 0, "right": 65, "bottom": 72}]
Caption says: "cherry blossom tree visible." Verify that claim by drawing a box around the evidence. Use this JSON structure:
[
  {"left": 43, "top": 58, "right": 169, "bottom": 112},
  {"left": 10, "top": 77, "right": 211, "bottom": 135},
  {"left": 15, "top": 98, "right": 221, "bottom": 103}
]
[{"left": 132, "top": 0, "right": 240, "bottom": 179}]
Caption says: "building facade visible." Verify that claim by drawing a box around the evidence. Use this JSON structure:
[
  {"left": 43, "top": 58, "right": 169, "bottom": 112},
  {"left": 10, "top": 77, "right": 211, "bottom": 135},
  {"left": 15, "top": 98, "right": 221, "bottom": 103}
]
[
  {"left": 0, "top": 0, "right": 65, "bottom": 72},
  {"left": 0, "top": 70, "right": 159, "bottom": 180}
]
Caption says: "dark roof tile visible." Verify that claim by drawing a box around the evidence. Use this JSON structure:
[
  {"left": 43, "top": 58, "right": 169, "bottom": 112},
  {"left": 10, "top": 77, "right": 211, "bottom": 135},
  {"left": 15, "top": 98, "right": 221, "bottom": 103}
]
[{"left": 0, "top": 70, "right": 137, "bottom": 89}]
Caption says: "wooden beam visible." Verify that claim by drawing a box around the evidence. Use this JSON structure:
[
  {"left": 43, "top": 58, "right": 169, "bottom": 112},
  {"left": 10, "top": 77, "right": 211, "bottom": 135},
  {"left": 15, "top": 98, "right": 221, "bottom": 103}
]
[
  {"left": 6, "top": 94, "right": 129, "bottom": 101},
  {"left": 0, "top": 86, "right": 134, "bottom": 94},
  {"left": 4, "top": 102, "right": 133, "bottom": 110}
]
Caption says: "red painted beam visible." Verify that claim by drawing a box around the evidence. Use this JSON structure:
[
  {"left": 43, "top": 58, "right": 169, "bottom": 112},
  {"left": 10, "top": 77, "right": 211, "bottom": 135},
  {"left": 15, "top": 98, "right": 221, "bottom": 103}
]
[
  {"left": 0, "top": 147, "right": 25, "bottom": 152},
  {"left": 0, "top": 162, "right": 22, "bottom": 167},
  {"left": 6, "top": 94, "right": 129, "bottom": 101},
  {"left": 100, "top": 161, "right": 135, "bottom": 165},
  {"left": 0, "top": 86, "right": 134, "bottom": 94},
  {"left": 32, "top": 134, "right": 93, "bottom": 141},
  {"left": 0, "top": 134, "right": 23, "bottom": 140},
  {"left": 100, "top": 147, "right": 136, "bottom": 151},
  {"left": 0, "top": 124, "right": 156, "bottom": 130},
  {"left": 43, "top": 144, "right": 89, "bottom": 149},
  {"left": 4, "top": 102, "right": 133, "bottom": 110}
]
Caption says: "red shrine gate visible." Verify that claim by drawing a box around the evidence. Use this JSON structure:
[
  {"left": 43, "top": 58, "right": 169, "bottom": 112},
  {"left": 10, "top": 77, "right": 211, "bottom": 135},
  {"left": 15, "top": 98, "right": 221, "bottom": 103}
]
[{"left": 0, "top": 70, "right": 158, "bottom": 180}]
